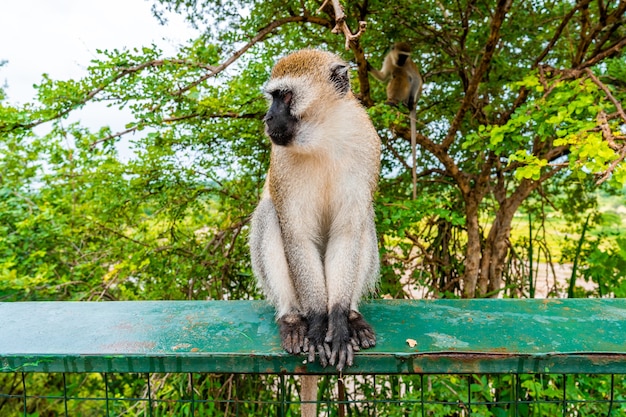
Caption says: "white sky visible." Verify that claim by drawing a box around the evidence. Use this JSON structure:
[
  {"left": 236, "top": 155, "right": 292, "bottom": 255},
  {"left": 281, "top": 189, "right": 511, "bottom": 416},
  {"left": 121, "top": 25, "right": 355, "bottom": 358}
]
[{"left": 1, "top": 0, "right": 198, "bottom": 104}]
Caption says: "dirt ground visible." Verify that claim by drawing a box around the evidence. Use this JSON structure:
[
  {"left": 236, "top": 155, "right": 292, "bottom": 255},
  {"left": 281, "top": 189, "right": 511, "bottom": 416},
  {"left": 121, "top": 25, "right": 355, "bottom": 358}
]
[
  {"left": 401, "top": 262, "right": 598, "bottom": 299},
  {"left": 532, "top": 262, "right": 597, "bottom": 298}
]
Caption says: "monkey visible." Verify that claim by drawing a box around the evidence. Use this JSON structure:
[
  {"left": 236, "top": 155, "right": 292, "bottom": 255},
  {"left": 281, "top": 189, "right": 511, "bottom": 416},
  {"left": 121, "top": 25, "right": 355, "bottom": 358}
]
[
  {"left": 249, "top": 49, "right": 381, "bottom": 374},
  {"left": 249, "top": 49, "right": 381, "bottom": 417},
  {"left": 368, "top": 42, "right": 422, "bottom": 200}
]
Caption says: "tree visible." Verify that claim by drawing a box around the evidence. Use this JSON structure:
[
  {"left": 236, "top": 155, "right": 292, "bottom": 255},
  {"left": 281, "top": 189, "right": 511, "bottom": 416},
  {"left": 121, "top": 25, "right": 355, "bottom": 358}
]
[{"left": 1, "top": 0, "right": 625, "bottom": 302}]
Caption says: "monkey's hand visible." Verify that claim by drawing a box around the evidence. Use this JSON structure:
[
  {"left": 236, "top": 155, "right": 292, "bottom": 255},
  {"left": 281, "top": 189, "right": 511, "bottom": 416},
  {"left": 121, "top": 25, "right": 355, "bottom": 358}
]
[
  {"left": 325, "top": 306, "right": 354, "bottom": 372},
  {"left": 348, "top": 310, "right": 376, "bottom": 350},
  {"left": 279, "top": 314, "right": 307, "bottom": 355},
  {"left": 304, "top": 313, "right": 330, "bottom": 367}
]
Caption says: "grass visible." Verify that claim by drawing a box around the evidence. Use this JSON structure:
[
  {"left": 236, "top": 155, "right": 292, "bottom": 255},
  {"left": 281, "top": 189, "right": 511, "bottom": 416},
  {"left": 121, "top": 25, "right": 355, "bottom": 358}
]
[{"left": 507, "top": 190, "right": 626, "bottom": 261}]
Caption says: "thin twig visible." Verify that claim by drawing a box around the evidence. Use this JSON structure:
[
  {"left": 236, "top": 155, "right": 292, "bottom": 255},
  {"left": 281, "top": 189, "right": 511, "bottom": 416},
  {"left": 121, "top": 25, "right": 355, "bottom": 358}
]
[
  {"left": 442, "top": 0, "right": 513, "bottom": 150},
  {"left": 585, "top": 68, "right": 626, "bottom": 123},
  {"left": 319, "top": 0, "right": 367, "bottom": 49}
]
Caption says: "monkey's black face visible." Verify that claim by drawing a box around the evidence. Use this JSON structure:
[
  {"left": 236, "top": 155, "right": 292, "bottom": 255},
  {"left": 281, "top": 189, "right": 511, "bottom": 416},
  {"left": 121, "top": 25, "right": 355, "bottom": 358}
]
[
  {"left": 264, "top": 90, "right": 298, "bottom": 146},
  {"left": 396, "top": 54, "right": 408, "bottom": 66}
]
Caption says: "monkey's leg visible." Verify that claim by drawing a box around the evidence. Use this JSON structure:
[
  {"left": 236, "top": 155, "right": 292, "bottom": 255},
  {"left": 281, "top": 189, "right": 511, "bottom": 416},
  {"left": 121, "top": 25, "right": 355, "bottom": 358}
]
[
  {"left": 250, "top": 197, "right": 307, "bottom": 354},
  {"left": 348, "top": 214, "right": 378, "bottom": 351},
  {"left": 281, "top": 231, "right": 330, "bottom": 367}
]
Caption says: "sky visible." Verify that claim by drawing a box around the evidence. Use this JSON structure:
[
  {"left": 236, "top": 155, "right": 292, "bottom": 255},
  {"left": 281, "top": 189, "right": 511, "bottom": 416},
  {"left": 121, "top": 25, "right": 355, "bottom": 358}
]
[{"left": 1, "top": 0, "right": 198, "bottom": 103}]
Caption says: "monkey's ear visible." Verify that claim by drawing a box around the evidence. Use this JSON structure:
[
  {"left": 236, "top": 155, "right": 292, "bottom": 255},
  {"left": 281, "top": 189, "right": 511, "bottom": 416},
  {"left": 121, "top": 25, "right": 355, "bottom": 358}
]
[{"left": 329, "top": 63, "right": 350, "bottom": 96}]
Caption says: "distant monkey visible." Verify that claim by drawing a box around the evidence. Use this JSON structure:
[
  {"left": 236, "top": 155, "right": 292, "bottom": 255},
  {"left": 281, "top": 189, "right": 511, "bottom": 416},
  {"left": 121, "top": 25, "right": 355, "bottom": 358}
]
[{"left": 368, "top": 42, "right": 422, "bottom": 199}]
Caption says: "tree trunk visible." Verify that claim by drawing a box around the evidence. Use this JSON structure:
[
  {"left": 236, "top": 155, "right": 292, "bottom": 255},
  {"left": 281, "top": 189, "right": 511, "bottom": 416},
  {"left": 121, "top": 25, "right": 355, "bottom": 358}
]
[
  {"left": 462, "top": 174, "right": 547, "bottom": 298},
  {"left": 478, "top": 206, "right": 516, "bottom": 297},
  {"left": 477, "top": 180, "right": 539, "bottom": 297},
  {"left": 462, "top": 199, "right": 481, "bottom": 298}
]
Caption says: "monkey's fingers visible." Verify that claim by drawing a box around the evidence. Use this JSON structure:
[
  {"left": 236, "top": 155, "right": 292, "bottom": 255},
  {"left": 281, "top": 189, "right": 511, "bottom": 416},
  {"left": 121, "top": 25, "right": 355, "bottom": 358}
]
[
  {"left": 320, "top": 343, "right": 331, "bottom": 367},
  {"left": 281, "top": 333, "right": 295, "bottom": 354},
  {"left": 350, "top": 338, "right": 361, "bottom": 352},
  {"left": 355, "top": 328, "right": 376, "bottom": 349},
  {"left": 297, "top": 324, "right": 306, "bottom": 351},
  {"left": 286, "top": 335, "right": 304, "bottom": 354},
  {"left": 307, "top": 343, "right": 316, "bottom": 364},
  {"left": 327, "top": 340, "right": 354, "bottom": 371},
  {"left": 279, "top": 314, "right": 307, "bottom": 354},
  {"left": 323, "top": 342, "right": 332, "bottom": 362},
  {"left": 308, "top": 343, "right": 328, "bottom": 368},
  {"left": 326, "top": 330, "right": 354, "bottom": 370},
  {"left": 348, "top": 310, "right": 377, "bottom": 350},
  {"left": 303, "top": 336, "right": 310, "bottom": 353},
  {"left": 305, "top": 341, "right": 329, "bottom": 367}
]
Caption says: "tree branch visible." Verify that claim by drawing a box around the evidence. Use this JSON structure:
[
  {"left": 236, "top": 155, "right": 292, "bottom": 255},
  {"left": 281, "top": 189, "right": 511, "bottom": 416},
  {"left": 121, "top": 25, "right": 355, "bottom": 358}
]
[
  {"left": 442, "top": 0, "right": 513, "bottom": 151},
  {"left": 2, "top": 15, "right": 331, "bottom": 135},
  {"left": 173, "top": 14, "right": 332, "bottom": 96},
  {"left": 393, "top": 122, "right": 468, "bottom": 195},
  {"left": 89, "top": 111, "right": 265, "bottom": 149},
  {"left": 578, "top": 35, "right": 626, "bottom": 69},
  {"left": 317, "top": 0, "right": 372, "bottom": 105},
  {"left": 2, "top": 59, "right": 184, "bottom": 133},
  {"left": 503, "top": 0, "right": 594, "bottom": 124},
  {"left": 318, "top": 0, "right": 367, "bottom": 50},
  {"left": 585, "top": 68, "right": 626, "bottom": 123},
  {"left": 537, "top": 0, "right": 594, "bottom": 66}
]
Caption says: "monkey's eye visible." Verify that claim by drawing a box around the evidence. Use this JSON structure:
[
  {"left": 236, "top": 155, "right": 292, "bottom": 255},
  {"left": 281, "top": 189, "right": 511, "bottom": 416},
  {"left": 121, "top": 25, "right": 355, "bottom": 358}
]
[
  {"left": 282, "top": 91, "right": 293, "bottom": 105},
  {"left": 271, "top": 90, "right": 293, "bottom": 106}
]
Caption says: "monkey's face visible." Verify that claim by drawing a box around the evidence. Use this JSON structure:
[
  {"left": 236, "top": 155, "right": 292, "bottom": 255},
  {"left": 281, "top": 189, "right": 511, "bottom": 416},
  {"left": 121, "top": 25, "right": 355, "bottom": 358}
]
[
  {"left": 263, "top": 89, "right": 299, "bottom": 146},
  {"left": 263, "top": 49, "right": 352, "bottom": 147},
  {"left": 396, "top": 53, "right": 409, "bottom": 67}
]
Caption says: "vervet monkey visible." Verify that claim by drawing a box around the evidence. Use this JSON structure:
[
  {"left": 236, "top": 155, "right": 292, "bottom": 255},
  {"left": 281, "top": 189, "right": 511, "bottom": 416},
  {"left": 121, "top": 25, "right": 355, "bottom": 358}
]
[
  {"left": 249, "top": 49, "right": 380, "bottom": 413},
  {"left": 250, "top": 48, "right": 381, "bottom": 416},
  {"left": 368, "top": 42, "right": 422, "bottom": 199}
]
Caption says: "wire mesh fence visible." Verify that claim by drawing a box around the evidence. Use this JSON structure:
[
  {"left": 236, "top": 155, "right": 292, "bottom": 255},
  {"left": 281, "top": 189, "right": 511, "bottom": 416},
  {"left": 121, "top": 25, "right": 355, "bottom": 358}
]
[{"left": 1, "top": 371, "right": 625, "bottom": 416}]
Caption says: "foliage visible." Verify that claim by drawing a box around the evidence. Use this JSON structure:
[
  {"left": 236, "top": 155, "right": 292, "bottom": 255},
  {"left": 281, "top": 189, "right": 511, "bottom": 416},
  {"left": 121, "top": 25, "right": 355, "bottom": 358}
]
[
  {"left": 1, "top": 1, "right": 626, "bottom": 414},
  {"left": 1, "top": 0, "right": 626, "bottom": 302}
]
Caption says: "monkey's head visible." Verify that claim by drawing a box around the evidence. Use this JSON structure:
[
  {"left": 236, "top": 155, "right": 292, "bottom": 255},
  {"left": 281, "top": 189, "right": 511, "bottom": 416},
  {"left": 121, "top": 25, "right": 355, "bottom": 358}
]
[
  {"left": 263, "top": 49, "right": 351, "bottom": 146},
  {"left": 393, "top": 42, "right": 412, "bottom": 67},
  {"left": 393, "top": 42, "right": 412, "bottom": 54}
]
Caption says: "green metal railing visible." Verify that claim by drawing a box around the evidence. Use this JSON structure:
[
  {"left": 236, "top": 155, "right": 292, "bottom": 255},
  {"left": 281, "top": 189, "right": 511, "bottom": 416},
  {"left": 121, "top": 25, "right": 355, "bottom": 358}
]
[{"left": 2, "top": 299, "right": 626, "bottom": 415}]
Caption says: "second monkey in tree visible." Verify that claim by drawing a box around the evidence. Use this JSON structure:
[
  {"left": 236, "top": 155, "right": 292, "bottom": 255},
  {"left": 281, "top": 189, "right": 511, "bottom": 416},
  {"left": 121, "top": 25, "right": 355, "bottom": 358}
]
[{"left": 369, "top": 42, "right": 423, "bottom": 199}]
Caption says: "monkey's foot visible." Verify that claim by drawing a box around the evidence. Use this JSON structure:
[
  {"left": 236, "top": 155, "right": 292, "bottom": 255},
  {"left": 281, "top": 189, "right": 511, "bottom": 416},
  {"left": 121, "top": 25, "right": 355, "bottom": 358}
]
[
  {"left": 304, "top": 312, "right": 330, "bottom": 368},
  {"left": 324, "top": 305, "right": 354, "bottom": 372},
  {"left": 348, "top": 310, "right": 376, "bottom": 350},
  {"left": 279, "top": 314, "right": 307, "bottom": 355}
]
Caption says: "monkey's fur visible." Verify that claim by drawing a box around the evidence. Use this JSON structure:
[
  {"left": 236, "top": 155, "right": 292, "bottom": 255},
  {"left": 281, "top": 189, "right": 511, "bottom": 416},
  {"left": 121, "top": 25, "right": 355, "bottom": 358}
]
[
  {"left": 368, "top": 42, "right": 422, "bottom": 199},
  {"left": 250, "top": 49, "right": 381, "bottom": 374}
]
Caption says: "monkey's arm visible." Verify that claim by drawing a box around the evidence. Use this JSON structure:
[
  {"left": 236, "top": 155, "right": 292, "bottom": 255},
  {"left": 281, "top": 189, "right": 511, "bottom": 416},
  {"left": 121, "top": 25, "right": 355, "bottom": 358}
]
[
  {"left": 367, "top": 55, "right": 393, "bottom": 82},
  {"left": 323, "top": 204, "right": 378, "bottom": 370},
  {"left": 250, "top": 196, "right": 309, "bottom": 355},
  {"left": 281, "top": 226, "right": 332, "bottom": 367}
]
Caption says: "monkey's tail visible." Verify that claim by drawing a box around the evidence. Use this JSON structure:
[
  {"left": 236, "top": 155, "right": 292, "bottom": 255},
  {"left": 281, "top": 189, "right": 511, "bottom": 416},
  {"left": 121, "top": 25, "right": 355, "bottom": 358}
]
[
  {"left": 300, "top": 375, "right": 319, "bottom": 417},
  {"left": 410, "top": 107, "right": 417, "bottom": 200}
]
